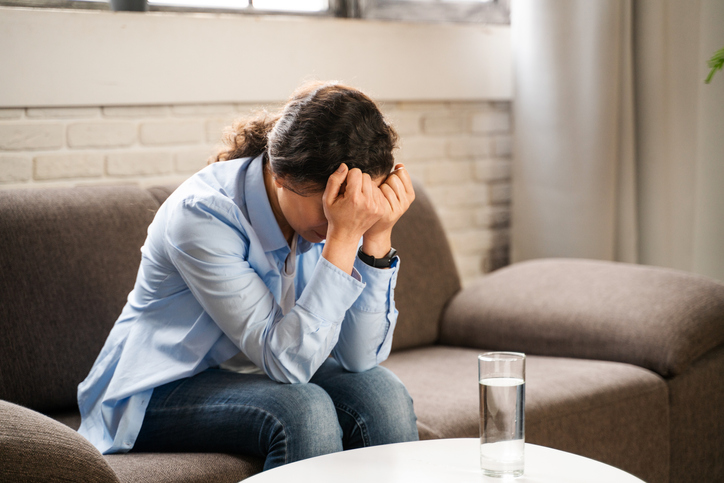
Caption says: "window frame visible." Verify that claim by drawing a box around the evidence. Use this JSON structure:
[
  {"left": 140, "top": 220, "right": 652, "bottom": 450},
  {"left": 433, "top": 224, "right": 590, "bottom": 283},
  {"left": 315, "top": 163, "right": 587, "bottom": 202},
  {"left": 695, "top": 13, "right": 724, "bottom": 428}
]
[
  {"left": 0, "top": 0, "right": 336, "bottom": 17},
  {"left": 353, "top": 0, "right": 510, "bottom": 24},
  {"left": 0, "top": 0, "right": 510, "bottom": 24}
]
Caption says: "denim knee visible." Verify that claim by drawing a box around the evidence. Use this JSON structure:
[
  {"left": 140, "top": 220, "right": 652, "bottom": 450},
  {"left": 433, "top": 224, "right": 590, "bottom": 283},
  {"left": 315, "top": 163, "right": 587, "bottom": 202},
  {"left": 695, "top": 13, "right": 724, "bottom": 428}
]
[
  {"left": 264, "top": 382, "right": 343, "bottom": 468},
  {"left": 312, "top": 363, "right": 419, "bottom": 447},
  {"left": 359, "top": 366, "right": 419, "bottom": 444}
]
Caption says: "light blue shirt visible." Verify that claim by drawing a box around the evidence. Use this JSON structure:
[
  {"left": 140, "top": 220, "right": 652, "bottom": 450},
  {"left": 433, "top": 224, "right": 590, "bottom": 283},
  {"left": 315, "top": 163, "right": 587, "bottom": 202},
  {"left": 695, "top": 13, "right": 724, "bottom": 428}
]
[{"left": 77, "top": 155, "right": 399, "bottom": 454}]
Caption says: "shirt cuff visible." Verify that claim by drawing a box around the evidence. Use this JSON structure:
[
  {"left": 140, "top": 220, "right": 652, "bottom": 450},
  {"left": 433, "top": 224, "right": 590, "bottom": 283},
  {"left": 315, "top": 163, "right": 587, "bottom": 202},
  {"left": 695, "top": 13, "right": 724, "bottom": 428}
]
[
  {"left": 352, "top": 255, "right": 399, "bottom": 313},
  {"left": 296, "top": 256, "right": 366, "bottom": 324}
]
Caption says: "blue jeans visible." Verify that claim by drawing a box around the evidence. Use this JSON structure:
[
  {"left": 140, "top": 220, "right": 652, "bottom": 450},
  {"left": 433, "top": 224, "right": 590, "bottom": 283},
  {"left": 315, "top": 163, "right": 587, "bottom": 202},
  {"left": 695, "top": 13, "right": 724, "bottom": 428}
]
[{"left": 131, "top": 358, "right": 419, "bottom": 470}]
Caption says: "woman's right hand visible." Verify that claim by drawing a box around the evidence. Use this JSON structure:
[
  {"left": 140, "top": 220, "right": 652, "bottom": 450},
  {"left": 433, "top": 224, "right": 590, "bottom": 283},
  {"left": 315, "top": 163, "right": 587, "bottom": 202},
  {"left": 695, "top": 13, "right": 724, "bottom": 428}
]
[{"left": 321, "top": 163, "right": 384, "bottom": 274}]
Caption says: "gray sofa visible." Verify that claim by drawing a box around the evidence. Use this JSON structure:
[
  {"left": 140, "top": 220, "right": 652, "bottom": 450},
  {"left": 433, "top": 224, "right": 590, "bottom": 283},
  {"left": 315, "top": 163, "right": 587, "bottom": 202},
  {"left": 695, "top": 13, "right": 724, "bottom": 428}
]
[{"left": 1, "top": 180, "right": 722, "bottom": 483}]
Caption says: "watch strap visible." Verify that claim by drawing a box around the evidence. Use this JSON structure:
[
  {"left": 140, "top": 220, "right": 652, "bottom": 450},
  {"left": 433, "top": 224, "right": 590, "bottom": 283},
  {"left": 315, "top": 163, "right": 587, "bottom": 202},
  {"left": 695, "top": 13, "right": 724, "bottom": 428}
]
[{"left": 358, "top": 247, "right": 398, "bottom": 268}]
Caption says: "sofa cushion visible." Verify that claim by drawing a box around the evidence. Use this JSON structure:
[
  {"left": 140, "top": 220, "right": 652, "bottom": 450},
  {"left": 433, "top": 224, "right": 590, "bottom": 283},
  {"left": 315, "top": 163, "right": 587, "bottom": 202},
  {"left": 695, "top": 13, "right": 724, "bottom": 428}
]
[
  {"left": 667, "top": 344, "right": 724, "bottom": 483},
  {"left": 0, "top": 186, "right": 160, "bottom": 412},
  {"left": 389, "top": 178, "right": 461, "bottom": 351},
  {"left": 440, "top": 258, "right": 724, "bottom": 377},
  {"left": 105, "top": 453, "right": 263, "bottom": 483},
  {"left": 46, "top": 409, "right": 264, "bottom": 483},
  {"left": 0, "top": 400, "right": 120, "bottom": 483},
  {"left": 382, "top": 346, "right": 669, "bottom": 483}
]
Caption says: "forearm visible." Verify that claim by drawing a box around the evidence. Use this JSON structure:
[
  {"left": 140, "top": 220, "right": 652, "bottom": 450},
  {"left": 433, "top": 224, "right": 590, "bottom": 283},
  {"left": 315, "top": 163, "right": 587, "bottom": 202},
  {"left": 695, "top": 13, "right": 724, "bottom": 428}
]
[
  {"left": 332, "top": 257, "right": 399, "bottom": 371},
  {"left": 321, "top": 234, "right": 360, "bottom": 275},
  {"left": 254, "top": 257, "right": 367, "bottom": 383}
]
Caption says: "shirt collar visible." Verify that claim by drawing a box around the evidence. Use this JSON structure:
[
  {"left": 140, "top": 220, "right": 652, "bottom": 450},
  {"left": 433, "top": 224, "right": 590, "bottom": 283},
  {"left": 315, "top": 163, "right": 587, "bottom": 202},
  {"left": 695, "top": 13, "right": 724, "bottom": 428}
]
[
  {"left": 243, "top": 154, "right": 318, "bottom": 256},
  {"left": 244, "top": 154, "right": 288, "bottom": 254}
]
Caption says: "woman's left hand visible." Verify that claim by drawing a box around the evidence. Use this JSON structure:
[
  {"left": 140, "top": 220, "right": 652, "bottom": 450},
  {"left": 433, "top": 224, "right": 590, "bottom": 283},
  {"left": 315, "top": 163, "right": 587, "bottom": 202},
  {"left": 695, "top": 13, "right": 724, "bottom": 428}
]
[{"left": 362, "top": 164, "right": 416, "bottom": 257}]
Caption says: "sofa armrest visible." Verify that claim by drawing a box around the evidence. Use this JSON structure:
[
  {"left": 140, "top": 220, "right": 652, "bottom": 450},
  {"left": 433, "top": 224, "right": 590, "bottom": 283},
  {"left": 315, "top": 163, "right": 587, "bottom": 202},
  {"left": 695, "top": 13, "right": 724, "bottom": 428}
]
[
  {"left": 0, "top": 400, "right": 119, "bottom": 483},
  {"left": 439, "top": 258, "right": 724, "bottom": 378}
]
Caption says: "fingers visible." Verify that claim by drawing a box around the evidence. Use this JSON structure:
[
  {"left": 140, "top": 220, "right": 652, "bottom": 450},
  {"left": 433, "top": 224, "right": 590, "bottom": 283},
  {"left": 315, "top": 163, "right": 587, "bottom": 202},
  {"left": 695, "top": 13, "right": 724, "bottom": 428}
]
[
  {"left": 380, "top": 183, "right": 399, "bottom": 210},
  {"left": 378, "top": 163, "right": 416, "bottom": 220},
  {"left": 345, "top": 167, "right": 363, "bottom": 195},
  {"left": 374, "top": 182, "right": 392, "bottom": 216},
  {"left": 347, "top": 169, "right": 378, "bottom": 211},
  {"left": 323, "top": 163, "right": 349, "bottom": 205},
  {"left": 361, "top": 171, "right": 374, "bottom": 195},
  {"left": 390, "top": 164, "right": 415, "bottom": 199},
  {"left": 382, "top": 172, "right": 407, "bottom": 209}
]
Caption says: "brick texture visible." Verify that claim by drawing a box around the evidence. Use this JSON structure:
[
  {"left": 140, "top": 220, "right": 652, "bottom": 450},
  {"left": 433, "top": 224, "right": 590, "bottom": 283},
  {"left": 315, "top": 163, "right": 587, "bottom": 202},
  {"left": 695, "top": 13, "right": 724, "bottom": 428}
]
[
  {"left": 172, "top": 104, "right": 236, "bottom": 116},
  {"left": 140, "top": 121, "right": 204, "bottom": 146},
  {"left": 471, "top": 110, "right": 511, "bottom": 134},
  {"left": 425, "top": 159, "right": 474, "bottom": 185},
  {"left": 0, "top": 155, "right": 32, "bottom": 182},
  {"left": 475, "top": 159, "right": 512, "bottom": 181},
  {"left": 34, "top": 153, "right": 104, "bottom": 180},
  {"left": 475, "top": 206, "right": 511, "bottom": 228},
  {"left": 175, "top": 148, "right": 214, "bottom": 174},
  {"left": 422, "top": 113, "right": 468, "bottom": 135},
  {"left": 67, "top": 122, "right": 136, "bottom": 148},
  {"left": 447, "top": 136, "right": 493, "bottom": 158},
  {"left": 103, "top": 106, "right": 169, "bottom": 118},
  {"left": 494, "top": 135, "right": 512, "bottom": 157},
  {"left": 107, "top": 152, "right": 173, "bottom": 176},
  {"left": 384, "top": 111, "right": 421, "bottom": 136},
  {"left": 397, "top": 138, "right": 447, "bottom": 161},
  {"left": 27, "top": 107, "right": 101, "bottom": 119},
  {"left": 0, "top": 124, "right": 64, "bottom": 150},
  {"left": 206, "top": 118, "right": 237, "bottom": 144}
]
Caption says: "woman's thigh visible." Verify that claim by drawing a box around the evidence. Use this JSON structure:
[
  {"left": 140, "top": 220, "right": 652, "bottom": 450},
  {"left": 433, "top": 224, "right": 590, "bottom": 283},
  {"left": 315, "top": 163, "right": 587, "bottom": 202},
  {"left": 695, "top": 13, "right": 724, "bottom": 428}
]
[
  {"left": 132, "top": 368, "right": 343, "bottom": 470},
  {"left": 310, "top": 358, "right": 419, "bottom": 449}
]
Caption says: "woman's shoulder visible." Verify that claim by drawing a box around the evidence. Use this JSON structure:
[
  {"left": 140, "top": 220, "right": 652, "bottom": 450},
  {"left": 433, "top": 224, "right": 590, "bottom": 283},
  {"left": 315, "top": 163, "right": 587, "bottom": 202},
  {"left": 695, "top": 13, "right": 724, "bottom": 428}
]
[
  {"left": 154, "top": 165, "right": 254, "bottom": 237},
  {"left": 168, "top": 157, "right": 255, "bottom": 212}
]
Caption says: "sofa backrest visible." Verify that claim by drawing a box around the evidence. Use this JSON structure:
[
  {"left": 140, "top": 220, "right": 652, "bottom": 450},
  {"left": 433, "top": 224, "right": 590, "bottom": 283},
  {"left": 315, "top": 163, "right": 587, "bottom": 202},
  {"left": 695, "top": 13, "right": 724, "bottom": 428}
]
[
  {"left": 0, "top": 186, "right": 162, "bottom": 413},
  {"left": 0, "top": 179, "right": 459, "bottom": 412},
  {"left": 390, "top": 178, "right": 461, "bottom": 351}
]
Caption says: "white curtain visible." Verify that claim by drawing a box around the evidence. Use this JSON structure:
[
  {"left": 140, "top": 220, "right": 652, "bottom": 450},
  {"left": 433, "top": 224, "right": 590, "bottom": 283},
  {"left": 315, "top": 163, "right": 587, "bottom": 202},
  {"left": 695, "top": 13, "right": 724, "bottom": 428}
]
[{"left": 511, "top": 0, "right": 724, "bottom": 281}]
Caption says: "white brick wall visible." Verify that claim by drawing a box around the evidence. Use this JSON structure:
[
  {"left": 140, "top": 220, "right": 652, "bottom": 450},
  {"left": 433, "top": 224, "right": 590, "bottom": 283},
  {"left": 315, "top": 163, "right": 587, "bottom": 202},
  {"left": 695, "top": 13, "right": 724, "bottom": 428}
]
[
  {"left": 0, "top": 123, "right": 65, "bottom": 150},
  {"left": 106, "top": 152, "right": 174, "bottom": 177},
  {"left": 67, "top": 122, "right": 137, "bottom": 148},
  {"left": 34, "top": 153, "right": 104, "bottom": 180},
  {"left": 0, "top": 155, "right": 32, "bottom": 182},
  {"left": 383, "top": 101, "right": 513, "bottom": 283},
  {"left": 139, "top": 121, "right": 205, "bottom": 146},
  {"left": 0, "top": 100, "right": 513, "bottom": 283}
]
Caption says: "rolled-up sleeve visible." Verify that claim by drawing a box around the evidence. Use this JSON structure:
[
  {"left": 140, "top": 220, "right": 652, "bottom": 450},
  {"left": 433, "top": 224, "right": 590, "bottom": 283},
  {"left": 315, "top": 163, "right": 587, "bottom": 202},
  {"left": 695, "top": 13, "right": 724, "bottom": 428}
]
[
  {"left": 164, "top": 197, "right": 365, "bottom": 384},
  {"left": 332, "top": 256, "right": 400, "bottom": 372}
]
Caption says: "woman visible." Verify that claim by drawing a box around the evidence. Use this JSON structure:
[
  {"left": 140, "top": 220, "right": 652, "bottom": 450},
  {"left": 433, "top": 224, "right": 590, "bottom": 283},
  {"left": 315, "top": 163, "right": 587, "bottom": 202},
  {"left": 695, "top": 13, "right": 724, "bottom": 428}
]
[{"left": 77, "top": 81, "right": 419, "bottom": 470}]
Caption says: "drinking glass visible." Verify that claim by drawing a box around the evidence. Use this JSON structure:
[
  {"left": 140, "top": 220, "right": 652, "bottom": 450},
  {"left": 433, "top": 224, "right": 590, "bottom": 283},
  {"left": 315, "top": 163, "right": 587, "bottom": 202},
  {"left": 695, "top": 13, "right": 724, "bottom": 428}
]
[{"left": 478, "top": 352, "right": 526, "bottom": 477}]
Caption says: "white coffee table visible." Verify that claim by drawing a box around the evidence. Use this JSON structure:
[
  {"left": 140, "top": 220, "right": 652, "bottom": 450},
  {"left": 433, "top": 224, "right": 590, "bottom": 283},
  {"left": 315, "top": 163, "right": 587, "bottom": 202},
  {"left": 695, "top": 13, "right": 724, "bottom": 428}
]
[{"left": 243, "top": 438, "right": 645, "bottom": 482}]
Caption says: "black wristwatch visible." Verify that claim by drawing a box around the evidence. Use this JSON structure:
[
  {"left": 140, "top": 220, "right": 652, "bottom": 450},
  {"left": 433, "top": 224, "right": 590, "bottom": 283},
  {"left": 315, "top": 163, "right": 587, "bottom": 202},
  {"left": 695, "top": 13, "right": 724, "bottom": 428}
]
[{"left": 358, "top": 247, "right": 398, "bottom": 268}]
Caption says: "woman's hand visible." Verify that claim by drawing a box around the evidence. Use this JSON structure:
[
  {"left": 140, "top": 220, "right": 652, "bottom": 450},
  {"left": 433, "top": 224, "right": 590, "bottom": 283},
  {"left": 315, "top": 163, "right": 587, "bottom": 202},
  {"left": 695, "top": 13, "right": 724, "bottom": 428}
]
[
  {"left": 321, "top": 163, "right": 385, "bottom": 274},
  {"left": 362, "top": 164, "right": 416, "bottom": 258}
]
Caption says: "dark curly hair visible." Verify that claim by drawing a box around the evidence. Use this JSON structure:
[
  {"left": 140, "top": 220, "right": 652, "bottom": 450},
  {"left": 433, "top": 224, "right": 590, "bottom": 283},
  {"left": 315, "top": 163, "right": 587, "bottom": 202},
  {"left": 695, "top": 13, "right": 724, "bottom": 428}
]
[{"left": 210, "top": 81, "right": 398, "bottom": 194}]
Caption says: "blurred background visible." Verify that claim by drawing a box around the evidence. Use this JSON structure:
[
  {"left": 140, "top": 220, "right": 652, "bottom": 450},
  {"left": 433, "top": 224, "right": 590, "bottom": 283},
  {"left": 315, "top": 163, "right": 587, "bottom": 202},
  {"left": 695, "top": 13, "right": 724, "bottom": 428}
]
[{"left": 1, "top": 0, "right": 722, "bottom": 284}]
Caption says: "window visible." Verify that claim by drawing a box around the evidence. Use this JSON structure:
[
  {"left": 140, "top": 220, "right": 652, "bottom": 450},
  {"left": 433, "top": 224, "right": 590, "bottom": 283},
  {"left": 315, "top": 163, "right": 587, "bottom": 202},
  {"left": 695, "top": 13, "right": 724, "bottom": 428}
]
[
  {"left": 0, "top": 0, "right": 509, "bottom": 23},
  {"left": 0, "top": 0, "right": 332, "bottom": 15},
  {"left": 355, "top": 0, "right": 509, "bottom": 24},
  {"left": 146, "top": 0, "right": 329, "bottom": 13}
]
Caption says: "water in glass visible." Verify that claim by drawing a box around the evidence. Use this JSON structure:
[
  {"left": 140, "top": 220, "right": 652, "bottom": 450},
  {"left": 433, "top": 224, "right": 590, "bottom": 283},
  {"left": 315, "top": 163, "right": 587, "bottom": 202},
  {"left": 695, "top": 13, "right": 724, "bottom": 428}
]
[{"left": 479, "top": 376, "right": 525, "bottom": 477}]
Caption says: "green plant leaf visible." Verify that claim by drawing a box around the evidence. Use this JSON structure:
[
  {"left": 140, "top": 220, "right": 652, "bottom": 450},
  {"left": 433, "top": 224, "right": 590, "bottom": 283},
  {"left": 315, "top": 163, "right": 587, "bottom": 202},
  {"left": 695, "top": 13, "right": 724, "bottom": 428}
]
[{"left": 705, "top": 46, "right": 724, "bottom": 84}]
